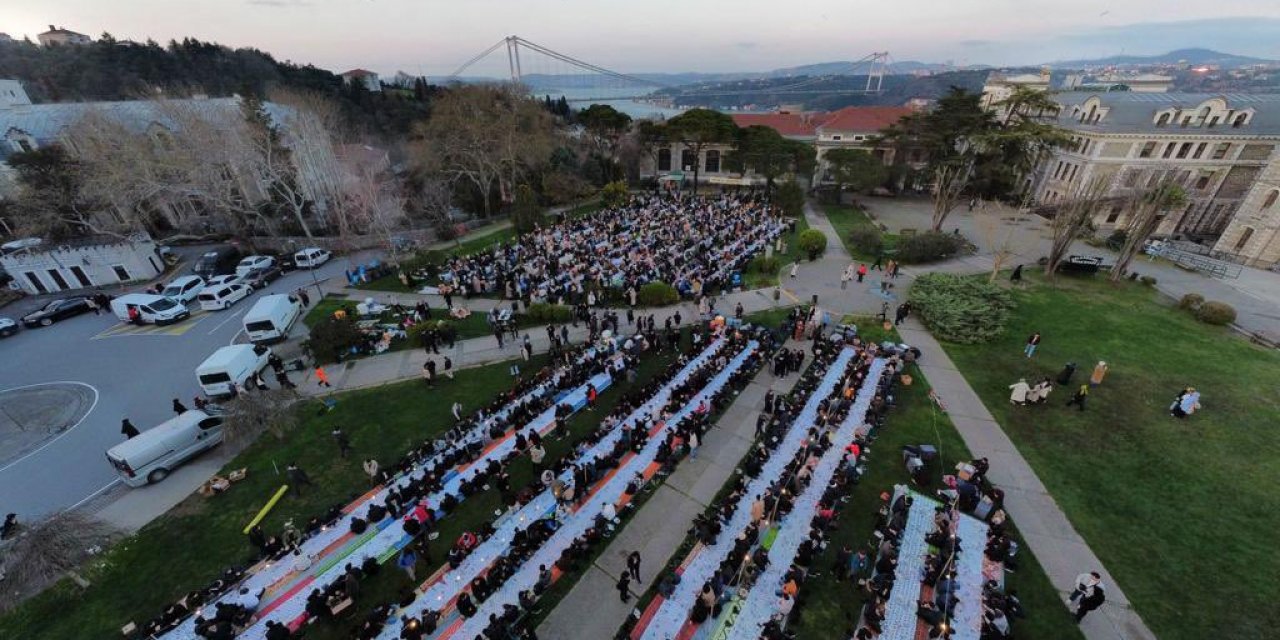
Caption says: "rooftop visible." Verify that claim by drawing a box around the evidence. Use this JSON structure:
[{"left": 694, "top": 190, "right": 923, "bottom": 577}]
[{"left": 1052, "top": 92, "right": 1280, "bottom": 136}]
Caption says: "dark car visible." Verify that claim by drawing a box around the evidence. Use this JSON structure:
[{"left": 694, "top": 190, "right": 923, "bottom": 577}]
[
  {"left": 192, "top": 247, "right": 243, "bottom": 280},
  {"left": 244, "top": 264, "right": 283, "bottom": 290},
  {"left": 22, "top": 297, "right": 92, "bottom": 327}
]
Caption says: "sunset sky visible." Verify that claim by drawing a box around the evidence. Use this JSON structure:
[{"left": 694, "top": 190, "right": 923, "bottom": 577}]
[{"left": 3, "top": 1, "right": 1278, "bottom": 76}]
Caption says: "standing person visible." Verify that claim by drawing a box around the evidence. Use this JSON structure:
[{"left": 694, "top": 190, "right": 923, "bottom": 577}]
[
  {"left": 121, "top": 418, "right": 140, "bottom": 439},
  {"left": 894, "top": 303, "right": 911, "bottom": 326},
  {"left": 1024, "top": 332, "right": 1041, "bottom": 358},
  {"left": 891, "top": 261, "right": 901, "bottom": 279},
  {"left": 586, "top": 384, "right": 598, "bottom": 411},
  {"left": 1065, "top": 384, "right": 1089, "bottom": 412},
  {"left": 1010, "top": 264, "right": 1023, "bottom": 282},
  {"left": 296, "top": 288, "right": 311, "bottom": 308},
  {"left": 626, "top": 308, "right": 635, "bottom": 327},
  {"left": 443, "top": 356, "right": 454, "bottom": 380},
  {"left": 451, "top": 401, "right": 463, "bottom": 421},
  {"left": 627, "top": 551, "right": 642, "bottom": 583},
  {"left": 616, "top": 571, "right": 631, "bottom": 603},
  {"left": 735, "top": 302, "right": 744, "bottom": 320},
  {"left": 1075, "top": 581, "right": 1106, "bottom": 623},
  {"left": 362, "top": 458, "right": 380, "bottom": 486},
  {"left": 790, "top": 262, "right": 799, "bottom": 279},
  {"left": 315, "top": 366, "right": 332, "bottom": 388},
  {"left": 857, "top": 263, "right": 868, "bottom": 283},
  {"left": 286, "top": 463, "right": 314, "bottom": 496},
  {"left": 1089, "top": 361, "right": 1109, "bottom": 387},
  {"left": 397, "top": 547, "right": 418, "bottom": 582},
  {"left": 688, "top": 431, "right": 700, "bottom": 459},
  {"left": 840, "top": 265, "right": 852, "bottom": 290},
  {"left": 172, "top": 398, "right": 188, "bottom": 415},
  {"left": 275, "top": 369, "right": 297, "bottom": 389},
  {"left": 332, "top": 427, "right": 352, "bottom": 459},
  {"left": 422, "top": 360, "right": 436, "bottom": 388}
]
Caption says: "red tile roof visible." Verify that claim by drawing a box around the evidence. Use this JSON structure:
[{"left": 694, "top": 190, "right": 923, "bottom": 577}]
[
  {"left": 731, "top": 112, "right": 823, "bottom": 137},
  {"left": 818, "top": 106, "right": 915, "bottom": 133}
]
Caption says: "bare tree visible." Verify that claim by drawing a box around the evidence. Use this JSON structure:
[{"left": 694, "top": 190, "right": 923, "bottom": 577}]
[
  {"left": 0, "top": 512, "right": 118, "bottom": 610},
  {"left": 930, "top": 160, "right": 973, "bottom": 232},
  {"left": 1046, "top": 176, "right": 1110, "bottom": 280},
  {"left": 342, "top": 158, "right": 408, "bottom": 263},
  {"left": 974, "top": 203, "right": 1035, "bottom": 282},
  {"left": 1110, "top": 178, "right": 1187, "bottom": 282},
  {"left": 219, "top": 388, "right": 300, "bottom": 450}
]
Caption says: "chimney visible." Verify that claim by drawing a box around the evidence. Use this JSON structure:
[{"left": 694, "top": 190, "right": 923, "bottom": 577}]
[{"left": 49, "top": 25, "right": 56, "bottom": 31}]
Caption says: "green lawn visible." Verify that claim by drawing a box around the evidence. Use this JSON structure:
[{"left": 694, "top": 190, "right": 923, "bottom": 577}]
[
  {"left": 824, "top": 204, "right": 899, "bottom": 263},
  {"left": 0, "top": 344, "right": 680, "bottom": 640},
  {"left": 742, "top": 214, "right": 811, "bottom": 290},
  {"left": 942, "top": 271, "right": 1280, "bottom": 640}
]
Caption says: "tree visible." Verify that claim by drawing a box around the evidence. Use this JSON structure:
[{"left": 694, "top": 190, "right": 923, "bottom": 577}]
[
  {"left": 774, "top": 180, "right": 806, "bottom": 218},
  {"left": 726, "top": 125, "right": 816, "bottom": 193},
  {"left": 6, "top": 146, "right": 101, "bottom": 239},
  {"left": 1046, "top": 176, "right": 1109, "bottom": 280},
  {"left": 632, "top": 121, "right": 669, "bottom": 192},
  {"left": 664, "top": 108, "right": 738, "bottom": 194},
  {"left": 1110, "top": 179, "right": 1187, "bottom": 282},
  {"left": 0, "top": 512, "right": 117, "bottom": 607},
  {"left": 220, "top": 388, "right": 301, "bottom": 449},
  {"left": 974, "top": 204, "right": 1034, "bottom": 283},
  {"left": 578, "top": 104, "right": 632, "bottom": 184},
  {"left": 600, "top": 181, "right": 629, "bottom": 209},
  {"left": 797, "top": 228, "right": 828, "bottom": 260},
  {"left": 824, "top": 148, "right": 888, "bottom": 194},
  {"left": 511, "top": 184, "right": 544, "bottom": 235}
]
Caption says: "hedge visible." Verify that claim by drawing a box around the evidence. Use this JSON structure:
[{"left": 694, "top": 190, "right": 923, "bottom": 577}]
[
  {"left": 306, "top": 317, "right": 364, "bottom": 363},
  {"left": 1195, "top": 301, "right": 1236, "bottom": 326},
  {"left": 848, "top": 227, "right": 884, "bottom": 256},
  {"left": 797, "top": 229, "right": 828, "bottom": 260},
  {"left": 895, "top": 231, "right": 964, "bottom": 264},
  {"left": 637, "top": 282, "right": 679, "bottom": 306},
  {"left": 1178, "top": 293, "right": 1205, "bottom": 310},
  {"left": 907, "top": 273, "right": 1016, "bottom": 344},
  {"left": 526, "top": 303, "right": 574, "bottom": 324}
]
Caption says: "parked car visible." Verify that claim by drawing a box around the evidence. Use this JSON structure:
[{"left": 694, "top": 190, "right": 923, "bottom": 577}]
[
  {"left": 205, "top": 273, "right": 247, "bottom": 289},
  {"left": 293, "top": 247, "right": 331, "bottom": 269},
  {"left": 235, "top": 255, "right": 276, "bottom": 277},
  {"left": 197, "top": 283, "right": 253, "bottom": 311},
  {"left": 243, "top": 264, "right": 283, "bottom": 290},
  {"left": 192, "top": 247, "right": 242, "bottom": 280},
  {"left": 161, "top": 276, "right": 206, "bottom": 305},
  {"left": 110, "top": 294, "right": 190, "bottom": 325},
  {"left": 0, "top": 317, "right": 18, "bottom": 337},
  {"left": 22, "top": 297, "right": 92, "bottom": 327}
]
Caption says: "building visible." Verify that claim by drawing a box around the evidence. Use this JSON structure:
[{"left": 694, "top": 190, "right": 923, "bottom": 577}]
[
  {"left": 0, "top": 33, "right": 13, "bottom": 43},
  {"left": 1029, "top": 92, "right": 1280, "bottom": 266},
  {"left": 37, "top": 25, "right": 91, "bottom": 46},
  {"left": 0, "top": 79, "right": 31, "bottom": 110},
  {"left": 645, "top": 105, "right": 917, "bottom": 185},
  {"left": 339, "top": 69, "right": 381, "bottom": 92},
  {"left": 1091, "top": 73, "right": 1174, "bottom": 93},
  {"left": 0, "top": 234, "right": 164, "bottom": 295},
  {"left": 980, "top": 69, "right": 1052, "bottom": 110}
]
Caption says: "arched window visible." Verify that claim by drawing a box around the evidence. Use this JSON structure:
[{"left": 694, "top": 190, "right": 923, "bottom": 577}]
[
  {"left": 1156, "top": 113, "right": 1171, "bottom": 126},
  {"left": 704, "top": 149, "right": 720, "bottom": 173},
  {"left": 1234, "top": 227, "right": 1255, "bottom": 251},
  {"left": 1198, "top": 106, "right": 1211, "bottom": 124},
  {"left": 657, "top": 148, "right": 671, "bottom": 172},
  {"left": 681, "top": 149, "right": 696, "bottom": 172},
  {"left": 1233, "top": 113, "right": 1248, "bottom": 128},
  {"left": 1263, "top": 189, "right": 1279, "bottom": 210}
]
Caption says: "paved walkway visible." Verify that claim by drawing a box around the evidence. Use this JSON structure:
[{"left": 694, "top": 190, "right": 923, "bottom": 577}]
[
  {"left": 897, "top": 316, "right": 1156, "bottom": 640},
  {"left": 538, "top": 347, "right": 800, "bottom": 640}
]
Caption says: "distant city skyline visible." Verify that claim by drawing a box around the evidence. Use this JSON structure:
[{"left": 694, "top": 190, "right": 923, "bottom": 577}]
[{"left": 2, "top": 2, "right": 1279, "bottom": 78}]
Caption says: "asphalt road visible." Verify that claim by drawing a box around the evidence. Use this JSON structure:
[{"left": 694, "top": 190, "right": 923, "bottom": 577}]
[{"left": 0, "top": 252, "right": 367, "bottom": 521}]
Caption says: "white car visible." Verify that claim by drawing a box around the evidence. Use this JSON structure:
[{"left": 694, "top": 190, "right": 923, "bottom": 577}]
[
  {"left": 0, "top": 316, "right": 17, "bottom": 338},
  {"left": 236, "top": 255, "right": 276, "bottom": 277},
  {"left": 293, "top": 247, "right": 331, "bottom": 269},
  {"left": 197, "top": 283, "right": 253, "bottom": 311},
  {"left": 161, "top": 276, "right": 207, "bottom": 305},
  {"left": 205, "top": 273, "right": 247, "bottom": 289}
]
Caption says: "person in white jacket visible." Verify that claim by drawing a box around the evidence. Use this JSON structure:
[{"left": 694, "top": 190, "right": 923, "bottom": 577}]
[{"left": 1008, "top": 378, "right": 1031, "bottom": 405}]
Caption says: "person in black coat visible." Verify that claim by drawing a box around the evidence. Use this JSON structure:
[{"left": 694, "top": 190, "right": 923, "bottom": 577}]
[
  {"left": 121, "top": 418, "right": 141, "bottom": 439},
  {"left": 1075, "top": 584, "right": 1106, "bottom": 622}
]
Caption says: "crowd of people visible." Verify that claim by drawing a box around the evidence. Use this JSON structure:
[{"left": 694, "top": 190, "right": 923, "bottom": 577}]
[{"left": 429, "top": 193, "right": 787, "bottom": 304}]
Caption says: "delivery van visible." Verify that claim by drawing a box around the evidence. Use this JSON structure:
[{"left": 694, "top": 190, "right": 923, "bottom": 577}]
[
  {"left": 106, "top": 410, "right": 224, "bottom": 486},
  {"left": 196, "top": 344, "right": 271, "bottom": 397},
  {"left": 242, "top": 294, "right": 302, "bottom": 343},
  {"left": 110, "top": 293, "right": 191, "bottom": 325},
  {"left": 293, "top": 247, "right": 331, "bottom": 269}
]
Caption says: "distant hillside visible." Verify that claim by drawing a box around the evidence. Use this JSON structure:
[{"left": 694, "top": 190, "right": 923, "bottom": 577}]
[
  {"left": 1049, "top": 48, "right": 1275, "bottom": 69},
  {"left": 652, "top": 70, "right": 987, "bottom": 111}
]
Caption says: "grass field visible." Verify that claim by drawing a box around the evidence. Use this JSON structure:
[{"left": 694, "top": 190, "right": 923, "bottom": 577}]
[
  {"left": 824, "top": 204, "right": 899, "bottom": 263},
  {"left": 0, "top": 343, "right": 681, "bottom": 640},
  {"left": 742, "top": 214, "right": 811, "bottom": 290},
  {"left": 942, "top": 271, "right": 1280, "bottom": 640}
]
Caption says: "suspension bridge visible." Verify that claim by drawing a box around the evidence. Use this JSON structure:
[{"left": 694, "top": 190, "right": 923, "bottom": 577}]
[{"left": 445, "top": 35, "right": 891, "bottom": 104}]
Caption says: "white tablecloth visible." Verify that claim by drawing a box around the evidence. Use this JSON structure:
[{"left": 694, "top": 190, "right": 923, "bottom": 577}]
[
  {"left": 375, "top": 338, "right": 755, "bottom": 640},
  {"left": 640, "top": 347, "right": 859, "bottom": 640},
  {"left": 951, "top": 513, "right": 989, "bottom": 640},
  {"left": 727, "top": 359, "right": 886, "bottom": 639},
  {"left": 879, "top": 492, "right": 936, "bottom": 640}
]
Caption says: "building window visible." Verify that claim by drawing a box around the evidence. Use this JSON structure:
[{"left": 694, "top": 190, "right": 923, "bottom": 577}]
[
  {"left": 704, "top": 150, "right": 720, "bottom": 173},
  {"left": 46, "top": 269, "right": 70, "bottom": 291},
  {"left": 1207, "top": 116, "right": 1219, "bottom": 127},
  {"left": 1234, "top": 227, "right": 1255, "bottom": 251},
  {"left": 1233, "top": 114, "right": 1248, "bottom": 128},
  {"left": 1195, "top": 175, "right": 1211, "bottom": 190},
  {"left": 1263, "top": 189, "right": 1279, "bottom": 210},
  {"left": 1192, "top": 142, "right": 1207, "bottom": 159},
  {"left": 831, "top": 135, "right": 842, "bottom": 141},
  {"left": 680, "top": 149, "right": 696, "bottom": 172},
  {"left": 1212, "top": 143, "right": 1231, "bottom": 160},
  {"left": 16, "top": 138, "right": 33, "bottom": 153},
  {"left": 112, "top": 265, "right": 131, "bottom": 282},
  {"left": 69, "top": 265, "right": 92, "bottom": 288},
  {"left": 1181, "top": 117, "right": 1191, "bottom": 127},
  {"left": 657, "top": 148, "right": 671, "bottom": 172},
  {"left": 1176, "top": 142, "right": 1193, "bottom": 159},
  {"left": 24, "top": 272, "right": 48, "bottom": 294},
  {"left": 1156, "top": 113, "right": 1170, "bottom": 126},
  {"left": 1138, "top": 141, "right": 1157, "bottom": 158},
  {"left": 1105, "top": 206, "right": 1122, "bottom": 224},
  {"left": 1162, "top": 143, "right": 1176, "bottom": 159}
]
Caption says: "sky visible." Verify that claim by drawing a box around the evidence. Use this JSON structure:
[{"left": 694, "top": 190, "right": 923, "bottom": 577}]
[{"left": 3, "top": 1, "right": 1279, "bottom": 77}]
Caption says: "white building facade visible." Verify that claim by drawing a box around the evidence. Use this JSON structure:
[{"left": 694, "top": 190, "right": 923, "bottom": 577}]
[{"left": 1, "top": 234, "right": 164, "bottom": 294}]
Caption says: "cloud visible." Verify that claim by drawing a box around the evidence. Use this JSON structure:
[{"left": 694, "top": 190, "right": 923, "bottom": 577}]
[
  {"left": 735, "top": 41, "right": 759, "bottom": 50},
  {"left": 957, "top": 40, "right": 995, "bottom": 48},
  {"left": 1050, "top": 17, "right": 1280, "bottom": 58}
]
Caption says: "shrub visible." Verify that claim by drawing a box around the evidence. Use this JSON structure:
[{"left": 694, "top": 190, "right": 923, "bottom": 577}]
[
  {"left": 1140, "top": 275, "right": 1158, "bottom": 286},
  {"left": 1178, "top": 293, "right": 1205, "bottom": 310},
  {"left": 749, "top": 255, "right": 781, "bottom": 275},
  {"left": 637, "top": 282, "right": 679, "bottom": 306},
  {"left": 895, "top": 232, "right": 964, "bottom": 264},
  {"left": 600, "top": 181, "right": 629, "bottom": 209},
  {"left": 1195, "top": 301, "right": 1237, "bottom": 326},
  {"left": 797, "top": 229, "right": 828, "bottom": 260},
  {"left": 306, "top": 317, "right": 364, "bottom": 363},
  {"left": 907, "top": 273, "right": 1016, "bottom": 344},
  {"left": 848, "top": 226, "right": 884, "bottom": 256},
  {"left": 526, "top": 303, "right": 573, "bottom": 324}
]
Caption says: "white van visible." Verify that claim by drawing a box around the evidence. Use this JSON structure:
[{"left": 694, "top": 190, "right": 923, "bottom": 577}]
[
  {"left": 110, "top": 293, "right": 191, "bottom": 325},
  {"left": 198, "top": 283, "right": 252, "bottom": 311},
  {"left": 243, "top": 294, "right": 302, "bottom": 343},
  {"left": 162, "top": 275, "right": 206, "bottom": 304},
  {"left": 106, "top": 410, "right": 224, "bottom": 486},
  {"left": 197, "top": 344, "right": 271, "bottom": 397},
  {"left": 293, "top": 247, "right": 331, "bottom": 269}
]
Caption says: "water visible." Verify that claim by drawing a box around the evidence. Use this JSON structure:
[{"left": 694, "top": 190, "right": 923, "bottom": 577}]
[{"left": 530, "top": 86, "right": 684, "bottom": 120}]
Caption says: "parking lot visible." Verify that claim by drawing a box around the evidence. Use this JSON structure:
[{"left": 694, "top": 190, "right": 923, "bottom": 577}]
[{"left": 0, "top": 251, "right": 363, "bottom": 520}]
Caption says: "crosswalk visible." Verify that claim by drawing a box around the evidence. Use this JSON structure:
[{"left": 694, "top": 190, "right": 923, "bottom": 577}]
[{"left": 93, "top": 312, "right": 210, "bottom": 339}]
